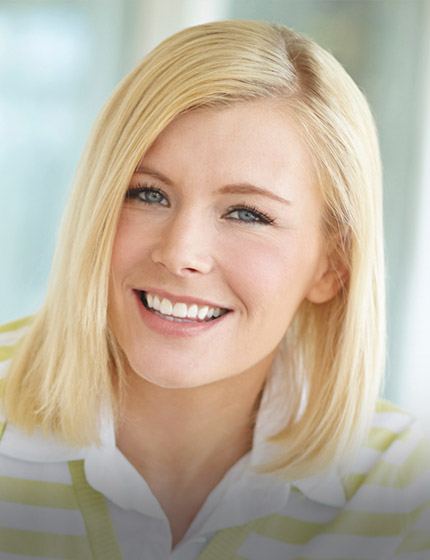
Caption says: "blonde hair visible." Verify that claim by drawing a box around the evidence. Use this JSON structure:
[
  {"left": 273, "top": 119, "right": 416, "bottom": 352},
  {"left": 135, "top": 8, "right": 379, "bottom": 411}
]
[{"left": 4, "top": 20, "right": 384, "bottom": 477}]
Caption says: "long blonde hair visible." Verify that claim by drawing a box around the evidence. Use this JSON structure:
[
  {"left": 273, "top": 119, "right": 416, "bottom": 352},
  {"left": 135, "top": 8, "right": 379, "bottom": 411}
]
[{"left": 4, "top": 20, "right": 384, "bottom": 477}]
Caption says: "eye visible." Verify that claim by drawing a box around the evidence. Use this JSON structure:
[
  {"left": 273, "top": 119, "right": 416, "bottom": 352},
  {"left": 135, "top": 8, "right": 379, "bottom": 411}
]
[
  {"left": 225, "top": 205, "right": 275, "bottom": 225},
  {"left": 125, "top": 185, "right": 169, "bottom": 206}
]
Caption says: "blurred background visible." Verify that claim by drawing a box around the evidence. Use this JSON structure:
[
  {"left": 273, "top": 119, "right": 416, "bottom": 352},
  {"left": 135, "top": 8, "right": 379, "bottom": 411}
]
[{"left": 1, "top": 0, "right": 429, "bottom": 424}]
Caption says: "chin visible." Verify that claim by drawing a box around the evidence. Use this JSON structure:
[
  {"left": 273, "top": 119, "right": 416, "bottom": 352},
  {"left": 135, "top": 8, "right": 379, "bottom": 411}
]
[
  {"left": 127, "top": 360, "right": 216, "bottom": 390},
  {"left": 149, "top": 378, "right": 204, "bottom": 390}
]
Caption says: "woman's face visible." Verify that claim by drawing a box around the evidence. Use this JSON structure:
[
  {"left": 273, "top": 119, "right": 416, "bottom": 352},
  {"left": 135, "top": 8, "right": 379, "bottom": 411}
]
[{"left": 109, "top": 100, "right": 337, "bottom": 389}]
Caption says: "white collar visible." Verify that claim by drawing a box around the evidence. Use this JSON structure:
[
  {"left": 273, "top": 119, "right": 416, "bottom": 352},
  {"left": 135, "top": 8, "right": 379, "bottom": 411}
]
[{"left": 0, "top": 354, "right": 346, "bottom": 511}]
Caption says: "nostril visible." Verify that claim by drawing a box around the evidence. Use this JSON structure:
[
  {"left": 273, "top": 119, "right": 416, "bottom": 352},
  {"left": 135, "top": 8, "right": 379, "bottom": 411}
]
[{"left": 151, "top": 247, "right": 213, "bottom": 276}]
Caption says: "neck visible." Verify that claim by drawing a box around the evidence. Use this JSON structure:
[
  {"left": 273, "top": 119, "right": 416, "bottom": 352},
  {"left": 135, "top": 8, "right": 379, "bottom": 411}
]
[
  {"left": 116, "top": 355, "right": 274, "bottom": 485},
  {"left": 116, "top": 355, "right": 275, "bottom": 548}
]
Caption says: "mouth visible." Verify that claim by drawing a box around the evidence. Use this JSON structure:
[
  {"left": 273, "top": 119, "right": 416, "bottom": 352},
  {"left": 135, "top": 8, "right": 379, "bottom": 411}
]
[{"left": 135, "top": 290, "right": 231, "bottom": 323}]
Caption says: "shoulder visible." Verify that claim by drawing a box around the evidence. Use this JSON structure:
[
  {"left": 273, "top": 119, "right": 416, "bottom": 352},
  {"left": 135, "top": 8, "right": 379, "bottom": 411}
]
[
  {"left": 0, "top": 317, "right": 86, "bottom": 545},
  {"left": 356, "top": 400, "right": 428, "bottom": 474},
  {"left": 343, "top": 399, "right": 430, "bottom": 497},
  {"left": 338, "top": 399, "right": 430, "bottom": 555},
  {"left": 0, "top": 433, "right": 90, "bottom": 554}
]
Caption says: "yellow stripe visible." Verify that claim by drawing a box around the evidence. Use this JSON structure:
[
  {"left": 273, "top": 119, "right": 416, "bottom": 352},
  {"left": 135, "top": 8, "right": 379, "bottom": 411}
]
[
  {"left": 68, "top": 461, "right": 122, "bottom": 559},
  {"left": 397, "top": 435, "right": 430, "bottom": 485},
  {"left": 250, "top": 511, "right": 405, "bottom": 543},
  {"left": 0, "top": 477, "right": 78, "bottom": 509},
  {"left": 0, "top": 316, "right": 32, "bottom": 334},
  {"left": 0, "top": 317, "right": 32, "bottom": 362},
  {"left": 343, "top": 461, "right": 405, "bottom": 494},
  {"left": 366, "top": 427, "right": 399, "bottom": 451},
  {"left": 252, "top": 514, "right": 323, "bottom": 544},
  {"left": 325, "top": 510, "right": 405, "bottom": 537},
  {"left": 344, "top": 448, "right": 430, "bottom": 501},
  {"left": 0, "top": 420, "right": 6, "bottom": 439},
  {"left": 395, "top": 529, "right": 430, "bottom": 554},
  {"left": 194, "top": 525, "right": 250, "bottom": 560},
  {"left": 0, "top": 527, "right": 91, "bottom": 559},
  {"left": 343, "top": 473, "right": 366, "bottom": 500},
  {"left": 197, "top": 510, "right": 409, "bottom": 559},
  {"left": 0, "top": 345, "right": 15, "bottom": 362},
  {"left": 376, "top": 399, "right": 406, "bottom": 415}
]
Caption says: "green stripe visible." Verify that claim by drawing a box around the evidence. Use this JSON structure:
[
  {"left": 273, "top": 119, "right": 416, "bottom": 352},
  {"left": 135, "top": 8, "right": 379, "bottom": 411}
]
[
  {"left": 0, "top": 477, "right": 78, "bottom": 509},
  {"left": 0, "top": 527, "right": 91, "bottom": 559},
  {"left": 69, "top": 460, "right": 122, "bottom": 560},
  {"left": 0, "top": 316, "right": 32, "bottom": 334}
]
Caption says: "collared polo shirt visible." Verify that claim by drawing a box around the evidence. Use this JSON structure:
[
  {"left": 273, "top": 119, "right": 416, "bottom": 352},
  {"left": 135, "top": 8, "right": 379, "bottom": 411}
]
[{"left": 0, "top": 318, "right": 429, "bottom": 559}]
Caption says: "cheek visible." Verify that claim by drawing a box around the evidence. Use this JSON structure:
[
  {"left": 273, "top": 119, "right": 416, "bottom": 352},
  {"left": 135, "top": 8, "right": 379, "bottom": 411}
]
[
  {"left": 221, "top": 237, "right": 299, "bottom": 308},
  {"left": 110, "top": 212, "right": 149, "bottom": 281},
  {"left": 220, "top": 233, "right": 322, "bottom": 317}
]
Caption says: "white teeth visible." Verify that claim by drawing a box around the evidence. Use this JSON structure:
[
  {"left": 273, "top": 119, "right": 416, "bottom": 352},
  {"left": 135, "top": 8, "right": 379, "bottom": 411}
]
[
  {"left": 143, "top": 292, "right": 225, "bottom": 321},
  {"left": 160, "top": 298, "right": 172, "bottom": 315},
  {"left": 197, "top": 306, "right": 209, "bottom": 320},
  {"left": 172, "top": 302, "right": 187, "bottom": 318},
  {"left": 187, "top": 304, "right": 198, "bottom": 319},
  {"left": 153, "top": 295, "right": 161, "bottom": 311}
]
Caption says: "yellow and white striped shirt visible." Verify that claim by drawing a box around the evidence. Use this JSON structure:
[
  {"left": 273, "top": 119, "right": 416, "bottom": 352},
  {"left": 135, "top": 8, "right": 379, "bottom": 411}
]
[{"left": 0, "top": 317, "right": 429, "bottom": 559}]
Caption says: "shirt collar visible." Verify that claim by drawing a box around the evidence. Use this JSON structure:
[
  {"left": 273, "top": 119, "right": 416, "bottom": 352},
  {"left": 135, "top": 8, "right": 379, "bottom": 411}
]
[
  {"left": 249, "top": 354, "right": 346, "bottom": 508},
  {"left": 0, "top": 355, "right": 346, "bottom": 510}
]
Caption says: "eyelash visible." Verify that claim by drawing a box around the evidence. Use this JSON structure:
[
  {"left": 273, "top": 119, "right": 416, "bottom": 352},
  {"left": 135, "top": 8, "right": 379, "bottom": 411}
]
[
  {"left": 225, "top": 205, "right": 275, "bottom": 225},
  {"left": 125, "top": 184, "right": 275, "bottom": 225},
  {"left": 126, "top": 185, "right": 169, "bottom": 206}
]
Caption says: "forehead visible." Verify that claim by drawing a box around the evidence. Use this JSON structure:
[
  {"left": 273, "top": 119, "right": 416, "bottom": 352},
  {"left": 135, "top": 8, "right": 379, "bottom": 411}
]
[
  {"left": 148, "top": 100, "right": 311, "bottom": 163},
  {"left": 137, "top": 100, "right": 318, "bottom": 204}
]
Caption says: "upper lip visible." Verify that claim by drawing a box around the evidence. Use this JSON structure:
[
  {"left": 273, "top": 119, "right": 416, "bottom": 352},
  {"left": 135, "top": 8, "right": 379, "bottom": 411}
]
[{"left": 134, "top": 288, "right": 231, "bottom": 310}]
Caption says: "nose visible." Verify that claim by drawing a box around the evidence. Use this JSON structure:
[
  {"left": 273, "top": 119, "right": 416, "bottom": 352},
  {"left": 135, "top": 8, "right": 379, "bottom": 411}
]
[{"left": 151, "top": 210, "right": 215, "bottom": 276}]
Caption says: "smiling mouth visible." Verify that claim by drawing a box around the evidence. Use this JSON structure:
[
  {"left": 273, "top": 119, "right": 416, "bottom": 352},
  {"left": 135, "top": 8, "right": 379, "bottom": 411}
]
[{"left": 136, "top": 291, "right": 231, "bottom": 323}]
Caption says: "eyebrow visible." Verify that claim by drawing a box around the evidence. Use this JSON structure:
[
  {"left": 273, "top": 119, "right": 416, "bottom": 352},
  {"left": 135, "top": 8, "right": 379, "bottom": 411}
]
[
  {"left": 218, "top": 184, "right": 291, "bottom": 206},
  {"left": 134, "top": 165, "right": 292, "bottom": 206},
  {"left": 134, "top": 165, "right": 174, "bottom": 185}
]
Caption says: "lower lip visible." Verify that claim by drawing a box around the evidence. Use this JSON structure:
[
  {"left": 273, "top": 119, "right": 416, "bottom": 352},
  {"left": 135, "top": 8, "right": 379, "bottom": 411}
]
[{"left": 134, "top": 292, "right": 230, "bottom": 338}]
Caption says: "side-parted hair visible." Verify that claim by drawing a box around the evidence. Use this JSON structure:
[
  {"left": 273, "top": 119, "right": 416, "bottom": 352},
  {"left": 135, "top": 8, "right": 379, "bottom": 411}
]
[{"left": 4, "top": 20, "right": 385, "bottom": 478}]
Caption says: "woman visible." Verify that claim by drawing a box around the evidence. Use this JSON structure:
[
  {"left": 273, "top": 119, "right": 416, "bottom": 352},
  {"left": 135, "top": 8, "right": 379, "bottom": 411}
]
[{"left": 0, "top": 20, "right": 429, "bottom": 559}]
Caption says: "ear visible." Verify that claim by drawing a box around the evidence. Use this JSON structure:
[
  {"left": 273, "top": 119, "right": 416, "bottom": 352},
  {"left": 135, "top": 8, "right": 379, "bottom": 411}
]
[{"left": 306, "top": 252, "right": 349, "bottom": 304}]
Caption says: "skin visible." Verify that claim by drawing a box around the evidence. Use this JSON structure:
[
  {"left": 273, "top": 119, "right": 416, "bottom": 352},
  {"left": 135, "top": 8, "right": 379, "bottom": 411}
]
[{"left": 109, "top": 99, "right": 341, "bottom": 547}]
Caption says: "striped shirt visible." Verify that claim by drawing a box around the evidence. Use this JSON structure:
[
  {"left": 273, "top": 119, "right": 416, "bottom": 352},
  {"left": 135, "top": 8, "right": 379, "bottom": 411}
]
[{"left": 0, "top": 317, "right": 429, "bottom": 559}]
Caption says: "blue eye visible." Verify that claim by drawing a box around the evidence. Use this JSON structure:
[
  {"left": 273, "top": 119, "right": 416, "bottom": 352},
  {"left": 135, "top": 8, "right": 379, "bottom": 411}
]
[
  {"left": 126, "top": 185, "right": 169, "bottom": 206},
  {"left": 226, "top": 206, "right": 275, "bottom": 225}
]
